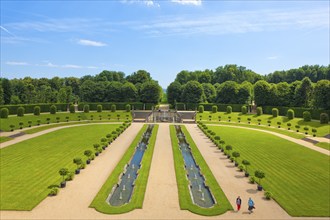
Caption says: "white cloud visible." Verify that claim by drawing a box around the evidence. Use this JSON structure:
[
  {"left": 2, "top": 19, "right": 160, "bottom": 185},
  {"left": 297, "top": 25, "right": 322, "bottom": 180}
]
[
  {"left": 121, "top": 0, "right": 160, "bottom": 7},
  {"left": 171, "top": 0, "right": 202, "bottom": 6},
  {"left": 62, "top": 64, "right": 82, "bottom": 69},
  {"left": 6, "top": 61, "right": 29, "bottom": 66},
  {"left": 267, "top": 56, "right": 278, "bottom": 60},
  {"left": 134, "top": 8, "right": 329, "bottom": 37},
  {"left": 77, "top": 39, "right": 107, "bottom": 47}
]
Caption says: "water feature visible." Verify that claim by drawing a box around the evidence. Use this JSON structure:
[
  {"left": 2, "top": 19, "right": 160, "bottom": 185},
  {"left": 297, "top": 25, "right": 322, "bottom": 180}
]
[
  {"left": 107, "top": 125, "right": 154, "bottom": 206},
  {"left": 175, "top": 125, "right": 216, "bottom": 208}
]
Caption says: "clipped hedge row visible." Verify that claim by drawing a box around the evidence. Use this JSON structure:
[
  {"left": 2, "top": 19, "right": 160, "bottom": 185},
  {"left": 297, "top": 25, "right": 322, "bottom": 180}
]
[
  {"left": 0, "top": 103, "right": 68, "bottom": 115},
  {"left": 176, "top": 103, "right": 245, "bottom": 112},
  {"left": 261, "top": 106, "right": 330, "bottom": 120},
  {"left": 77, "top": 102, "right": 154, "bottom": 111}
]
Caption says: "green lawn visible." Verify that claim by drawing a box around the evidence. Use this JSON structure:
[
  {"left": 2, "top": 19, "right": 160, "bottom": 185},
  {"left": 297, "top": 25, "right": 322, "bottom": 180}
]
[
  {"left": 197, "top": 112, "right": 330, "bottom": 137},
  {"left": 315, "top": 142, "right": 330, "bottom": 151},
  {"left": 90, "top": 124, "right": 159, "bottom": 214},
  {"left": 206, "top": 125, "right": 330, "bottom": 217},
  {"left": 0, "top": 124, "right": 121, "bottom": 210},
  {"left": 0, "top": 111, "right": 131, "bottom": 132},
  {"left": 169, "top": 125, "right": 232, "bottom": 216},
  {"left": 0, "top": 136, "right": 12, "bottom": 143}
]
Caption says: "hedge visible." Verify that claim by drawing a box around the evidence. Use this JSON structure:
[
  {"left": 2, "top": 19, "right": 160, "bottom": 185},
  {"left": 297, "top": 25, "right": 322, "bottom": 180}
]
[
  {"left": 17, "top": 107, "right": 25, "bottom": 117},
  {"left": 198, "top": 105, "right": 204, "bottom": 113},
  {"left": 175, "top": 103, "right": 244, "bottom": 112},
  {"left": 287, "top": 109, "right": 295, "bottom": 120},
  {"left": 320, "top": 113, "right": 329, "bottom": 124},
  {"left": 0, "top": 108, "right": 9, "bottom": 118},
  {"left": 261, "top": 106, "right": 330, "bottom": 120},
  {"left": 0, "top": 103, "right": 68, "bottom": 115},
  {"left": 256, "top": 107, "right": 263, "bottom": 116},
  {"left": 77, "top": 102, "right": 154, "bottom": 111}
]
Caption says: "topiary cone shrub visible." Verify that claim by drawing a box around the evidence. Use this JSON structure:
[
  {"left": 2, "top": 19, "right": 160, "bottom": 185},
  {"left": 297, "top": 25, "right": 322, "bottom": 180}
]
[
  {"left": 272, "top": 108, "right": 278, "bottom": 117},
  {"left": 50, "top": 105, "right": 57, "bottom": 114},
  {"left": 256, "top": 107, "right": 263, "bottom": 116},
  {"left": 34, "top": 106, "right": 40, "bottom": 116},
  {"left": 320, "top": 113, "right": 329, "bottom": 124},
  {"left": 84, "top": 104, "right": 90, "bottom": 113},
  {"left": 303, "top": 111, "right": 311, "bottom": 122},
  {"left": 111, "top": 104, "right": 116, "bottom": 112},
  {"left": 241, "top": 105, "right": 247, "bottom": 114},
  {"left": 212, "top": 105, "right": 217, "bottom": 113},
  {"left": 97, "top": 104, "right": 102, "bottom": 113},
  {"left": 198, "top": 105, "right": 204, "bottom": 113},
  {"left": 0, "top": 108, "right": 9, "bottom": 118},
  {"left": 17, "top": 106, "right": 25, "bottom": 117},
  {"left": 226, "top": 106, "right": 232, "bottom": 114},
  {"left": 287, "top": 109, "right": 295, "bottom": 120}
]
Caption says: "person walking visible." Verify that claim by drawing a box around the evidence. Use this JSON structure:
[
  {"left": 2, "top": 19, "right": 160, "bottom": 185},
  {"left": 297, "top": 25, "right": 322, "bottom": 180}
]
[
  {"left": 248, "top": 197, "right": 255, "bottom": 214},
  {"left": 236, "top": 196, "right": 242, "bottom": 211}
]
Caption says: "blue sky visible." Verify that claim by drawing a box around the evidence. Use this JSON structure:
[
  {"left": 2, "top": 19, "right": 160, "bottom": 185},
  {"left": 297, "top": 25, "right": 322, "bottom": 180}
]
[{"left": 1, "top": 0, "right": 329, "bottom": 88}]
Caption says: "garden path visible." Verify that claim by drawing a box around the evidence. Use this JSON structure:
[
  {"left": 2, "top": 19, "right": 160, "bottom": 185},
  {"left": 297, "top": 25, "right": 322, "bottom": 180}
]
[{"left": 0, "top": 123, "right": 327, "bottom": 219}]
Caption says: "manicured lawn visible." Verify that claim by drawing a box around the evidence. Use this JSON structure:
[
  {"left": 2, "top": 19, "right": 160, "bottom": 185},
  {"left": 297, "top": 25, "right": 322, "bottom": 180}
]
[
  {"left": 315, "top": 142, "right": 330, "bottom": 151},
  {"left": 207, "top": 125, "right": 330, "bottom": 217},
  {"left": 170, "top": 125, "right": 232, "bottom": 216},
  {"left": 0, "top": 124, "right": 121, "bottom": 210},
  {"left": 197, "top": 112, "right": 330, "bottom": 137},
  {"left": 205, "top": 121, "right": 305, "bottom": 139},
  {"left": 0, "top": 136, "right": 12, "bottom": 143},
  {"left": 0, "top": 111, "right": 131, "bottom": 132},
  {"left": 90, "top": 124, "right": 159, "bottom": 214}
]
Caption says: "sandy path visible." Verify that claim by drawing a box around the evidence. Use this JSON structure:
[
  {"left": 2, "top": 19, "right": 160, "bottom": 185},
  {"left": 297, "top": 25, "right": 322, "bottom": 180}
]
[{"left": 205, "top": 124, "right": 329, "bottom": 156}]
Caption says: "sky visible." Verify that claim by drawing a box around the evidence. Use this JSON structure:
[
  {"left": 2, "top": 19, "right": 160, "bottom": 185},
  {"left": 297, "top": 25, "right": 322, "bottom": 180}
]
[{"left": 1, "top": 0, "right": 329, "bottom": 88}]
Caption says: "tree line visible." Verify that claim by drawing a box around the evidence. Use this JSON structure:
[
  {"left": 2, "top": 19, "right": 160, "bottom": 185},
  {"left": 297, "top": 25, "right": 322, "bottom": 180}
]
[
  {"left": 167, "top": 65, "right": 330, "bottom": 110},
  {"left": 0, "top": 70, "right": 163, "bottom": 105}
]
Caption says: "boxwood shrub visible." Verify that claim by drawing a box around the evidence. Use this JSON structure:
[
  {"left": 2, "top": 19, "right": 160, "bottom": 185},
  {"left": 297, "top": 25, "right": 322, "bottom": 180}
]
[
  {"left": 226, "top": 106, "right": 232, "bottom": 114},
  {"left": 241, "top": 106, "right": 247, "bottom": 114},
  {"left": 303, "top": 111, "right": 311, "bottom": 122},
  {"left": 256, "top": 107, "right": 263, "bottom": 116},
  {"left": 17, "top": 106, "right": 25, "bottom": 117},
  {"left": 50, "top": 105, "right": 57, "bottom": 114},
  {"left": 287, "top": 109, "right": 295, "bottom": 120},
  {"left": 212, "top": 105, "right": 218, "bottom": 113},
  {"left": 0, "top": 108, "right": 9, "bottom": 118},
  {"left": 198, "top": 105, "right": 204, "bottom": 113},
  {"left": 83, "top": 104, "right": 90, "bottom": 113},
  {"left": 34, "top": 106, "right": 40, "bottom": 115},
  {"left": 111, "top": 104, "right": 116, "bottom": 112},
  {"left": 69, "top": 104, "right": 75, "bottom": 113},
  {"left": 320, "top": 113, "right": 329, "bottom": 124},
  {"left": 272, "top": 108, "right": 278, "bottom": 117}
]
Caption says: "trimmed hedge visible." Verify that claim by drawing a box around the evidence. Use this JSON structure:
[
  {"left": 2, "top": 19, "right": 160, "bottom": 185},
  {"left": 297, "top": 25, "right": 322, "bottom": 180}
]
[
  {"left": 241, "top": 106, "right": 247, "bottom": 114},
  {"left": 175, "top": 103, "right": 244, "bottom": 112},
  {"left": 0, "top": 108, "right": 9, "bottom": 118},
  {"left": 17, "top": 107, "right": 25, "bottom": 117},
  {"left": 257, "top": 107, "right": 263, "bottom": 116},
  {"left": 34, "top": 106, "right": 40, "bottom": 116},
  {"left": 303, "top": 111, "right": 311, "bottom": 122},
  {"left": 261, "top": 106, "right": 330, "bottom": 120},
  {"left": 0, "top": 103, "right": 68, "bottom": 115},
  {"left": 77, "top": 102, "right": 154, "bottom": 111},
  {"left": 212, "top": 105, "right": 218, "bottom": 113},
  {"left": 50, "top": 105, "right": 57, "bottom": 114},
  {"left": 125, "top": 104, "right": 131, "bottom": 112},
  {"left": 97, "top": 105, "right": 102, "bottom": 113},
  {"left": 287, "top": 109, "right": 295, "bottom": 120},
  {"left": 69, "top": 104, "right": 75, "bottom": 113},
  {"left": 226, "top": 106, "right": 232, "bottom": 114},
  {"left": 272, "top": 108, "right": 279, "bottom": 117},
  {"left": 198, "top": 105, "right": 204, "bottom": 113},
  {"left": 320, "top": 113, "right": 329, "bottom": 124},
  {"left": 83, "top": 105, "right": 90, "bottom": 113},
  {"left": 111, "top": 104, "right": 116, "bottom": 112}
]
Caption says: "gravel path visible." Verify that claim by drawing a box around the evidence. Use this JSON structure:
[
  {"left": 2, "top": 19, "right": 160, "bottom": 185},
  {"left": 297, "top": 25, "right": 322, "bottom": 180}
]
[{"left": 0, "top": 123, "right": 327, "bottom": 220}]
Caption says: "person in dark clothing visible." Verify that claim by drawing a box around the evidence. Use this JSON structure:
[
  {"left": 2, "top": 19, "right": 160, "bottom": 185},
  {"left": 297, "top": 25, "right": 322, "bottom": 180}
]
[{"left": 236, "top": 196, "right": 242, "bottom": 211}]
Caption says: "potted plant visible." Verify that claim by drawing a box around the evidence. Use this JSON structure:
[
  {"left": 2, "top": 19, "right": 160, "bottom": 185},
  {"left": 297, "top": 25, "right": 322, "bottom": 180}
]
[
  {"left": 304, "top": 126, "right": 309, "bottom": 135},
  {"left": 242, "top": 160, "right": 251, "bottom": 177},
  {"left": 287, "top": 123, "right": 291, "bottom": 130},
  {"left": 84, "top": 150, "right": 93, "bottom": 164},
  {"left": 312, "top": 128, "right": 317, "bottom": 137},
  {"left": 219, "top": 140, "right": 225, "bottom": 152},
  {"left": 59, "top": 168, "right": 69, "bottom": 188},
  {"left": 232, "top": 151, "right": 240, "bottom": 166},
  {"left": 73, "top": 157, "right": 82, "bottom": 174},
  {"left": 277, "top": 122, "right": 281, "bottom": 128},
  {"left": 225, "top": 145, "right": 232, "bottom": 159},
  {"left": 238, "top": 164, "right": 245, "bottom": 172},
  {"left": 257, "top": 119, "right": 261, "bottom": 125},
  {"left": 255, "top": 170, "right": 265, "bottom": 191},
  {"left": 93, "top": 144, "right": 101, "bottom": 156}
]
